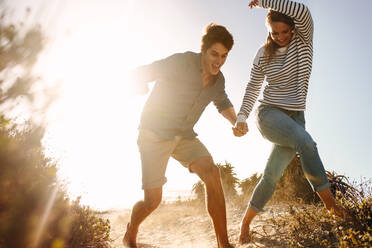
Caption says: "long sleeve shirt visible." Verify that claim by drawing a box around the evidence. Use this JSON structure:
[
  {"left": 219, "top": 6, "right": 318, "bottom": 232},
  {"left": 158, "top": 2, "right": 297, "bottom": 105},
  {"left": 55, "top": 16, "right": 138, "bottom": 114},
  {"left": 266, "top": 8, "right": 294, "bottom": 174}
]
[
  {"left": 132, "top": 51, "right": 233, "bottom": 139},
  {"left": 238, "top": 0, "right": 313, "bottom": 121}
]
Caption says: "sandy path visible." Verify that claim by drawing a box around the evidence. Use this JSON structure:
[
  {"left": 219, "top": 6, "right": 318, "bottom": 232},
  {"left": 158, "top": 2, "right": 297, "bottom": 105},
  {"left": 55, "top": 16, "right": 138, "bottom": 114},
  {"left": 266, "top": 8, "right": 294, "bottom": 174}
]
[{"left": 102, "top": 201, "right": 292, "bottom": 248}]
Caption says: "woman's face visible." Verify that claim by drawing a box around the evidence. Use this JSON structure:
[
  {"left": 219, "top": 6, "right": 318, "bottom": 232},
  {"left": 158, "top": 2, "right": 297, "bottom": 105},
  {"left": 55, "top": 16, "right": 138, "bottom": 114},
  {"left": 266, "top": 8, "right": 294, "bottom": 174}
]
[{"left": 269, "top": 21, "right": 293, "bottom": 47}]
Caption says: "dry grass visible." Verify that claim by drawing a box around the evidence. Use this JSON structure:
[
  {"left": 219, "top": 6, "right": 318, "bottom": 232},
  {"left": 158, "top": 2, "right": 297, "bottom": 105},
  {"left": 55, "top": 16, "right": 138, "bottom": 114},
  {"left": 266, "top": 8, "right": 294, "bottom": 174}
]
[{"left": 102, "top": 169, "right": 371, "bottom": 248}]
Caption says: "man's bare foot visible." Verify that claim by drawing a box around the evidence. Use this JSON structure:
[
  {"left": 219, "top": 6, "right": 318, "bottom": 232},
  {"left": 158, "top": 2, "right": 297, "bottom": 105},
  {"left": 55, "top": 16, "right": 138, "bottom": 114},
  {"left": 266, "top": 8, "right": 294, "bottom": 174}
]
[
  {"left": 225, "top": 243, "right": 235, "bottom": 248},
  {"left": 218, "top": 242, "right": 235, "bottom": 248},
  {"left": 238, "top": 222, "right": 251, "bottom": 244},
  {"left": 123, "top": 223, "right": 137, "bottom": 248}
]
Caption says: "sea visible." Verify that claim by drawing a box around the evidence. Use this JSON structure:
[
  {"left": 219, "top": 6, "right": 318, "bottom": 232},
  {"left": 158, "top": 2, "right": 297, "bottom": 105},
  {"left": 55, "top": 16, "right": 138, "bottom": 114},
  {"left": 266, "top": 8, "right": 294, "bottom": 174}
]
[{"left": 162, "top": 189, "right": 196, "bottom": 203}]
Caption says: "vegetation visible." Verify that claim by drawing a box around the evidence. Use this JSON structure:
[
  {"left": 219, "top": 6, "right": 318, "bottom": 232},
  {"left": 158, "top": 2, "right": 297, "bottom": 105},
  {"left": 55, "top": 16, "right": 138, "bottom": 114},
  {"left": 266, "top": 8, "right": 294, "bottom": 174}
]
[
  {"left": 217, "top": 161, "right": 239, "bottom": 198},
  {"left": 192, "top": 156, "right": 320, "bottom": 204},
  {"left": 0, "top": 7, "right": 111, "bottom": 248},
  {"left": 192, "top": 161, "right": 240, "bottom": 201},
  {"left": 192, "top": 181, "right": 205, "bottom": 202},
  {"left": 190, "top": 158, "right": 371, "bottom": 247},
  {"left": 0, "top": 119, "right": 112, "bottom": 248},
  {"left": 239, "top": 172, "right": 261, "bottom": 199},
  {"left": 257, "top": 176, "right": 372, "bottom": 247}
]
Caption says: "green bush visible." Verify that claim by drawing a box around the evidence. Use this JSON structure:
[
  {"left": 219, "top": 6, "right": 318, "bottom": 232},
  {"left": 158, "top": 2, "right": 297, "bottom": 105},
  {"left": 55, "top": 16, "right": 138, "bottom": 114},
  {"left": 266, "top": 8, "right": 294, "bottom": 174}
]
[
  {"left": 0, "top": 7, "right": 112, "bottom": 247},
  {"left": 67, "top": 198, "right": 111, "bottom": 248},
  {"left": 333, "top": 175, "right": 372, "bottom": 247},
  {"left": 0, "top": 121, "right": 112, "bottom": 248}
]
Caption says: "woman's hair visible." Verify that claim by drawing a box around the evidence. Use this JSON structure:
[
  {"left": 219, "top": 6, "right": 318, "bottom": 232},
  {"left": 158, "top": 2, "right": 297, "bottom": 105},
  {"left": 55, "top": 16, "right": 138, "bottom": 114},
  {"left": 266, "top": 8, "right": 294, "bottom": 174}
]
[
  {"left": 264, "top": 10, "right": 295, "bottom": 60},
  {"left": 201, "top": 23, "right": 234, "bottom": 52}
]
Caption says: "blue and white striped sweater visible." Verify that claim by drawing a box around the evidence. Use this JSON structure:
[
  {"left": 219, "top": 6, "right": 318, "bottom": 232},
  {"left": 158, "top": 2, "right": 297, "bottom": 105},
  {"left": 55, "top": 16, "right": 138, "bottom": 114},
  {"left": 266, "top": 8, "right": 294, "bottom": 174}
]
[{"left": 238, "top": 0, "right": 313, "bottom": 121}]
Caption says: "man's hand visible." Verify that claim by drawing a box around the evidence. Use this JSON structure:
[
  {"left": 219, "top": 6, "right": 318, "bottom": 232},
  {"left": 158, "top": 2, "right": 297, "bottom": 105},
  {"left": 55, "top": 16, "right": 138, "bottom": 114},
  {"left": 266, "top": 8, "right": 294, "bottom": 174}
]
[
  {"left": 232, "top": 122, "right": 248, "bottom": 137},
  {"left": 248, "top": 0, "right": 259, "bottom": 9}
]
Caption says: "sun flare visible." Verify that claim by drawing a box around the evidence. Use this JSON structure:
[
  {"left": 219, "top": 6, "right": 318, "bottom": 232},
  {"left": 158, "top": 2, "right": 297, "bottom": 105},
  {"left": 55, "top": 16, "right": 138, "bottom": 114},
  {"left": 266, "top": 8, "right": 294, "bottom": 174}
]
[{"left": 36, "top": 2, "right": 150, "bottom": 209}]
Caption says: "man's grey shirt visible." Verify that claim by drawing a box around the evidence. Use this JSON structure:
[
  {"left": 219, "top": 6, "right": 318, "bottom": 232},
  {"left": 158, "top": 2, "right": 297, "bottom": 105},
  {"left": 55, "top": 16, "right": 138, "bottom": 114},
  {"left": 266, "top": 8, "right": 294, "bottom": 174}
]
[{"left": 132, "top": 51, "right": 233, "bottom": 139}]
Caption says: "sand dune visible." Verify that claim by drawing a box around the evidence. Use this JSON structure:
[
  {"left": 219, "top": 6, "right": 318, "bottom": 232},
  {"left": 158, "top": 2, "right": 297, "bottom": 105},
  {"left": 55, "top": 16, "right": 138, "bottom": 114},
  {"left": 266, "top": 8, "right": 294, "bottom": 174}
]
[{"left": 103, "top": 201, "right": 295, "bottom": 248}]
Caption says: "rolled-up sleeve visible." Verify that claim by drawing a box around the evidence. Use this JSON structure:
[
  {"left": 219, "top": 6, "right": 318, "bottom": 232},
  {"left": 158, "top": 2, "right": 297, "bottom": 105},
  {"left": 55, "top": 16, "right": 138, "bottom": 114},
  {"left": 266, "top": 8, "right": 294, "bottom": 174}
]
[
  {"left": 214, "top": 97, "right": 233, "bottom": 113},
  {"left": 130, "top": 53, "right": 184, "bottom": 84}
]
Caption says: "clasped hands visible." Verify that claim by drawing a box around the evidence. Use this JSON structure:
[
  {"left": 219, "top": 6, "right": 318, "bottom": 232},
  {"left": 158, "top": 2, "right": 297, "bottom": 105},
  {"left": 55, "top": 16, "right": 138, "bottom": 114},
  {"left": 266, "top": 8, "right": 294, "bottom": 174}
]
[{"left": 232, "top": 121, "right": 248, "bottom": 137}]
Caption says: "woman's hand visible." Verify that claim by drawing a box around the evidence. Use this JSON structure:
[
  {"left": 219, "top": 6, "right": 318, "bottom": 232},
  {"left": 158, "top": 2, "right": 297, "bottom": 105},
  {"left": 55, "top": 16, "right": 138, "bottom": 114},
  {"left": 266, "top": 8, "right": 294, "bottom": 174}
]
[
  {"left": 232, "top": 122, "right": 249, "bottom": 137},
  {"left": 248, "top": 0, "right": 259, "bottom": 9}
]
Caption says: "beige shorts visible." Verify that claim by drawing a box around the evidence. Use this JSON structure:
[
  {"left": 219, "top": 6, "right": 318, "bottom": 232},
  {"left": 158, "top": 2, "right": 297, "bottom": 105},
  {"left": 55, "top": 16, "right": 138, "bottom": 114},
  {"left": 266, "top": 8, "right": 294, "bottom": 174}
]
[{"left": 137, "top": 128, "right": 211, "bottom": 189}]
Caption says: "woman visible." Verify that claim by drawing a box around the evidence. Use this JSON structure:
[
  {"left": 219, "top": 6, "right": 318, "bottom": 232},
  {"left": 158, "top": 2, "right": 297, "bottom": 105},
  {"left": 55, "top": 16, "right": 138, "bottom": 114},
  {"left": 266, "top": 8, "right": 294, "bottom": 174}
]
[{"left": 233, "top": 0, "right": 347, "bottom": 244}]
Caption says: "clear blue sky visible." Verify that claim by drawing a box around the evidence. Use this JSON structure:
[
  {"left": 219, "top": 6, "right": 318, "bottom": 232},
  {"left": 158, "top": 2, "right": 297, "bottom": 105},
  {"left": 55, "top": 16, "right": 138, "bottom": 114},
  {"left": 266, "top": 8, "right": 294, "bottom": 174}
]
[{"left": 6, "top": 0, "right": 372, "bottom": 209}]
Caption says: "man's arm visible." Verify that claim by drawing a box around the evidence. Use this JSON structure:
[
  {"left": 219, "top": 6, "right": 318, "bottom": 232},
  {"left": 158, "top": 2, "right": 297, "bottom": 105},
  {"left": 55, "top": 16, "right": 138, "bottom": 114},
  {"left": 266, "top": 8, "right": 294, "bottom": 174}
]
[
  {"left": 128, "top": 53, "right": 184, "bottom": 95},
  {"left": 128, "top": 69, "right": 150, "bottom": 95},
  {"left": 220, "top": 107, "right": 237, "bottom": 126}
]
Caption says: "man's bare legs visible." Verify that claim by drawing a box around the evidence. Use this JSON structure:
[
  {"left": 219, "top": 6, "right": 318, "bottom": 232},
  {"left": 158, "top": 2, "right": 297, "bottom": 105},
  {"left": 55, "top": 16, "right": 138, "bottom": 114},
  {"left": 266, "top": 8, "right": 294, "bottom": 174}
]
[
  {"left": 190, "top": 156, "right": 234, "bottom": 248},
  {"left": 123, "top": 156, "right": 234, "bottom": 248},
  {"left": 123, "top": 188, "right": 162, "bottom": 248}
]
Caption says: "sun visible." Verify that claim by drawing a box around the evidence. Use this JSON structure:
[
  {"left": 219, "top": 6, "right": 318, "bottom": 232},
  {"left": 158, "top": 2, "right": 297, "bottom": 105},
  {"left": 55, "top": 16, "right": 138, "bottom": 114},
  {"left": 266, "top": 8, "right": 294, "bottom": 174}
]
[{"left": 36, "top": 7, "right": 150, "bottom": 210}]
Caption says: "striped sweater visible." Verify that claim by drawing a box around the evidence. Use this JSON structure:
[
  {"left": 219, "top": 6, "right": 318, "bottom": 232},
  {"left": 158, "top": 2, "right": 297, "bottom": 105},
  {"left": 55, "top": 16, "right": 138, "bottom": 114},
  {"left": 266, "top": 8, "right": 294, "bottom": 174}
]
[{"left": 238, "top": 0, "right": 313, "bottom": 121}]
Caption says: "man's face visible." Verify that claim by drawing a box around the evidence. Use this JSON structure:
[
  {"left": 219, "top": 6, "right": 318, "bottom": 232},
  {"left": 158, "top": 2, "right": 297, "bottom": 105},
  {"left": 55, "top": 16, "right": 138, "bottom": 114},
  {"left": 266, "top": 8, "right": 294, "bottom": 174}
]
[{"left": 202, "top": 42, "right": 229, "bottom": 76}]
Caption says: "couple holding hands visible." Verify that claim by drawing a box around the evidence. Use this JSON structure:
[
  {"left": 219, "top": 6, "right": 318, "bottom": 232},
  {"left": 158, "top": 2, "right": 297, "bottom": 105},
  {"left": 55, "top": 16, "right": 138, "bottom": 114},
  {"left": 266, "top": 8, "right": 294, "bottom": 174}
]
[{"left": 124, "top": 0, "right": 347, "bottom": 247}]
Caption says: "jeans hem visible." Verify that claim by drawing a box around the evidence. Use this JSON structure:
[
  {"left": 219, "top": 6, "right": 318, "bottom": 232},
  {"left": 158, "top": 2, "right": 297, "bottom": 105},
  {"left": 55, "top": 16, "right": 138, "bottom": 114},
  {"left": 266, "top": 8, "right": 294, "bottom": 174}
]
[
  {"left": 248, "top": 202, "right": 263, "bottom": 213},
  {"left": 314, "top": 182, "right": 331, "bottom": 192}
]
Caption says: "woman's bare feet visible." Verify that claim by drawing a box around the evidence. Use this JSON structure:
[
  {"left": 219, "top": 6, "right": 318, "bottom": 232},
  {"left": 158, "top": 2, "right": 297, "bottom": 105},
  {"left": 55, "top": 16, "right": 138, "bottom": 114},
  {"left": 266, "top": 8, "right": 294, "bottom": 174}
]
[
  {"left": 122, "top": 223, "right": 137, "bottom": 248},
  {"left": 318, "top": 189, "right": 352, "bottom": 221},
  {"left": 238, "top": 222, "right": 251, "bottom": 244},
  {"left": 329, "top": 204, "right": 352, "bottom": 221},
  {"left": 238, "top": 207, "right": 257, "bottom": 244}
]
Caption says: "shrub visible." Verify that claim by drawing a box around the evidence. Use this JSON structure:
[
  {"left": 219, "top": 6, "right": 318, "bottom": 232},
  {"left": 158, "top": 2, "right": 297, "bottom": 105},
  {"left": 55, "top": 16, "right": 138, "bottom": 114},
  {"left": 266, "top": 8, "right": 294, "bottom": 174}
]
[
  {"left": 0, "top": 121, "right": 112, "bottom": 248},
  {"left": 0, "top": 7, "right": 112, "bottom": 248},
  {"left": 67, "top": 198, "right": 111, "bottom": 248},
  {"left": 251, "top": 173, "right": 372, "bottom": 248}
]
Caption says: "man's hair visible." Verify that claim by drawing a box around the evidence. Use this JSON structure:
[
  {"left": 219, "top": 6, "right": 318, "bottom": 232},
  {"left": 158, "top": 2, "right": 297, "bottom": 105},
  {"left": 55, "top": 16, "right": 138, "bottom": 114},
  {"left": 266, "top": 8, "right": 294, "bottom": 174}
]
[{"left": 201, "top": 23, "right": 234, "bottom": 52}]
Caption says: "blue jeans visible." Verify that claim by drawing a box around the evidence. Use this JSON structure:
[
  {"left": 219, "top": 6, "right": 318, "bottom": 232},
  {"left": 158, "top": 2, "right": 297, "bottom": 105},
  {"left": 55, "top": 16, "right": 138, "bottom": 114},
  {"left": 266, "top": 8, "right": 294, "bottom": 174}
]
[{"left": 248, "top": 104, "right": 330, "bottom": 212}]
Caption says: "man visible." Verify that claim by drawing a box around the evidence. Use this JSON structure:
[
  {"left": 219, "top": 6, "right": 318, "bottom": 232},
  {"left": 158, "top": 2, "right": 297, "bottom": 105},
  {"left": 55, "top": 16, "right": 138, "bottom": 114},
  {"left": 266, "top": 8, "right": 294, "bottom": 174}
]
[{"left": 123, "top": 23, "right": 239, "bottom": 248}]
